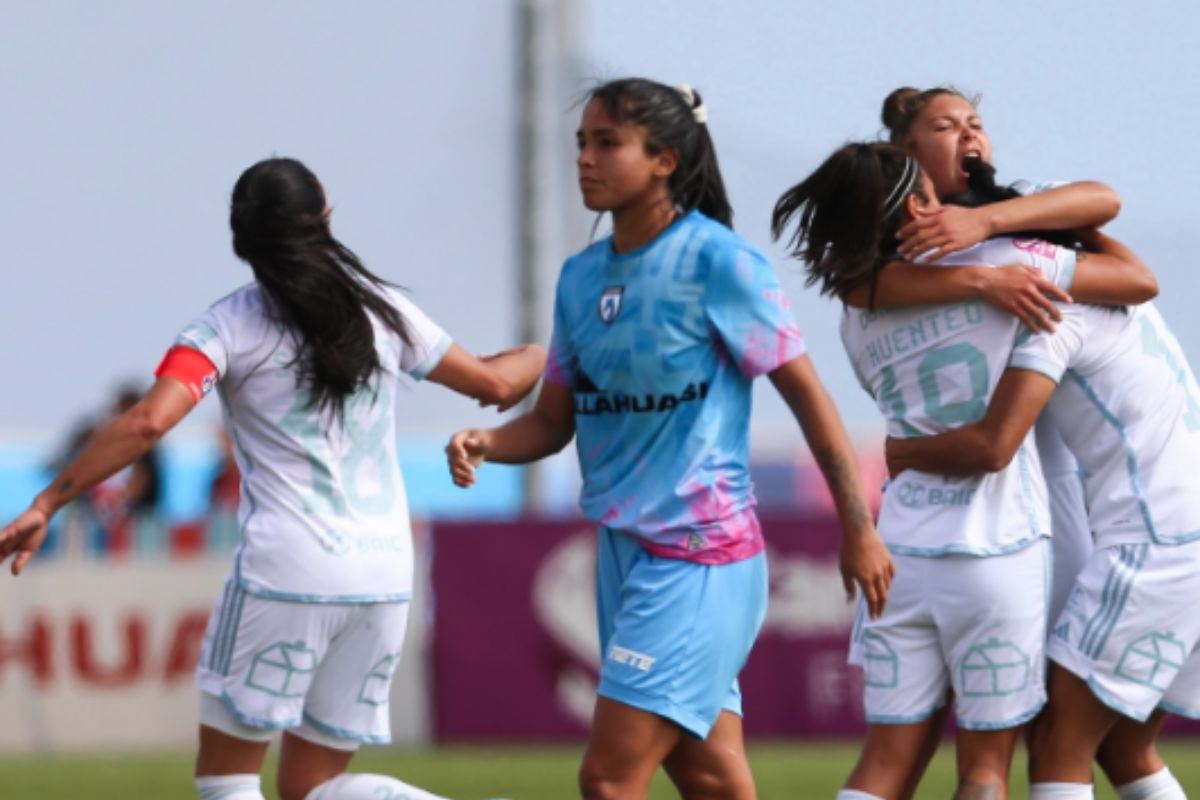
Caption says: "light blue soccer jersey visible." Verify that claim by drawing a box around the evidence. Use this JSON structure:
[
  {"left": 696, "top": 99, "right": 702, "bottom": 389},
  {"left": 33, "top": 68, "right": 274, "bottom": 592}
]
[{"left": 544, "top": 210, "right": 806, "bottom": 564}]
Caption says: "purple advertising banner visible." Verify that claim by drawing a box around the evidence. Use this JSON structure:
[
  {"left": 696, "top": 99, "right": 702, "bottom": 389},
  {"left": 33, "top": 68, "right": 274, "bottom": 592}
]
[{"left": 431, "top": 516, "right": 1200, "bottom": 741}]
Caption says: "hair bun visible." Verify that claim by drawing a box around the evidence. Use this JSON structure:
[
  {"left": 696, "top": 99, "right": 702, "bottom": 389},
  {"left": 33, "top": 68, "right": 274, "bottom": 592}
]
[{"left": 881, "top": 87, "right": 920, "bottom": 131}]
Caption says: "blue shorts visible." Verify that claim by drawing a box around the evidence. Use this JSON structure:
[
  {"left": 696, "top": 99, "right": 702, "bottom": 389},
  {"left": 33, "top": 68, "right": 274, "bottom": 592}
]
[{"left": 595, "top": 527, "right": 769, "bottom": 739}]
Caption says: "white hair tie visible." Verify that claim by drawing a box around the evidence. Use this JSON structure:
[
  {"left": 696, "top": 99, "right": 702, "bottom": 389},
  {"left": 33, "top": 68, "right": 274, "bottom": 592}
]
[{"left": 675, "top": 83, "right": 708, "bottom": 124}]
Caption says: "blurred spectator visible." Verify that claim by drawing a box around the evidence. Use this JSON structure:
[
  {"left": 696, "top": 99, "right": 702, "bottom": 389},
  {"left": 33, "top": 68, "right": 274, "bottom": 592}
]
[
  {"left": 206, "top": 427, "right": 241, "bottom": 554},
  {"left": 46, "top": 383, "right": 165, "bottom": 557}
]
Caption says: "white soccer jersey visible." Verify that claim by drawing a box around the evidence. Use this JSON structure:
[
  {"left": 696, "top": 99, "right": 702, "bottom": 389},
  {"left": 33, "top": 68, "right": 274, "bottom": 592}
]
[
  {"left": 174, "top": 284, "right": 451, "bottom": 601},
  {"left": 843, "top": 237, "right": 1076, "bottom": 555},
  {"left": 1011, "top": 302, "right": 1200, "bottom": 547}
]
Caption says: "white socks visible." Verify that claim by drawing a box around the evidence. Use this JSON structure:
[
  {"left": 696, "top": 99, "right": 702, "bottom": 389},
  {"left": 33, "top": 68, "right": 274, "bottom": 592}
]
[
  {"left": 1031, "top": 784, "right": 1095, "bottom": 799},
  {"left": 195, "top": 774, "right": 266, "bottom": 799},
  {"left": 303, "top": 773, "right": 451, "bottom": 800},
  {"left": 836, "top": 791, "right": 886, "bottom": 800},
  {"left": 1116, "top": 768, "right": 1186, "bottom": 800}
]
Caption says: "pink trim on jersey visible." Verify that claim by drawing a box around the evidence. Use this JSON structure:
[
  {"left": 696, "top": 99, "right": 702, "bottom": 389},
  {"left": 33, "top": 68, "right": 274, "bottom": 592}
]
[
  {"left": 609, "top": 472, "right": 766, "bottom": 564},
  {"left": 155, "top": 346, "right": 218, "bottom": 402},
  {"left": 740, "top": 323, "right": 806, "bottom": 378},
  {"left": 542, "top": 357, "right": 572, "bottom": 387},
  {"left": 639, "top": 508, "right": 765, "bottom": 565},
  {"left": 1012, "top": 238, "right": 1058, "bottom": 259}
]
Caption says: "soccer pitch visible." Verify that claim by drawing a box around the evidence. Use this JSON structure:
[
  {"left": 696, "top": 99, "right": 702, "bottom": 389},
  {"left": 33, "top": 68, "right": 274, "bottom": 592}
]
[{"left": 3, "top": 742, "right": 1197, "bottom": 799}]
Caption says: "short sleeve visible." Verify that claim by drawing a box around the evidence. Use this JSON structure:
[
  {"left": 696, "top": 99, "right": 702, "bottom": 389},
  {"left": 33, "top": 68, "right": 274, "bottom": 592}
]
[
  {"left": 703, "top": 245, "right": 806, "bottom": 379},
  {"left": 387, "top": 290, "right": 453, "bottom": 381},
  {"left": 1009, "top": 302, "right": 1086, "bottom": 382},
  {"left": 1009, "top": 239, "right": 1078, "bottom": 292},
  {"left": 1012, "top": 179, "right": 1068, "bottom": 196},
  {"left": 174, "top": 307, "right": 230, "bottom": 378}
]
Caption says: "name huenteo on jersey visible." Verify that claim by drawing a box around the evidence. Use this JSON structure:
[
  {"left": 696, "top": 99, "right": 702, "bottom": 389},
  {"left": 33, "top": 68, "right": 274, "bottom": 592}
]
[
  {"left": 158, "top": 284, "right": 452, "bottom": 601},
  {"left": 842, "top": 237, "right": 1077, "bottom": 556},
  {"left": 543, "top": 210, "right": 806, "bottom": 564}
]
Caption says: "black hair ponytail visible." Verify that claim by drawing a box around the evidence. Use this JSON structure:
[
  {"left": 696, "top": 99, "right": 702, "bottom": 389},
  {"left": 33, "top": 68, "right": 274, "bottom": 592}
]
[
  {"left": 944, "top": 159, "right": 1081, "bottom": 248},
  {"left": 230, "top": 157, "right": 412, "bottom": 418},
  {"left": 589, "top": 78, "right": 733, "bottom": 227},
  {"left": 772, "top": 143, "right": 924, "bottom": 306}
]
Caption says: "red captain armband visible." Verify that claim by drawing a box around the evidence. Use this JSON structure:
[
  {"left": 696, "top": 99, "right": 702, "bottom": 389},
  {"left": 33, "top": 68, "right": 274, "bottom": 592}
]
[{"left": 155, "top": 346, "right": 219, "bottom": 402}]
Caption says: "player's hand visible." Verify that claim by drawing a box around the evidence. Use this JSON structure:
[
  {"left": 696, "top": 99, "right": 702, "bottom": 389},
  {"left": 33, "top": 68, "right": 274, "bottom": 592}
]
[
  {"left": 0, "top": 505, "right": 51, "bottom": 576},
  {"left": 980, "top": 265, "right": 1071, "bottom": 332},
  {"left": 446, "top": 429, "right": 490, "bottom": 488},
  {"left": 897, "top": 205, "right": 992, "bottom": 262},
  {"left": 840, "top": 524, "right": 894, "bottom": 619}
]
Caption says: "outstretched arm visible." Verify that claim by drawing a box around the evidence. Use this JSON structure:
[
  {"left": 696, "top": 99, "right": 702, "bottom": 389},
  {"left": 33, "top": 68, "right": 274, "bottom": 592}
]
[
  {"left": 446, "top": 380, "right": 576, "bottom": 486},
  {"left": 897, "top": 181, "right": 1121, "bottom": 261},
  {"left": 844, "top": 262, "right": 1069, "bottom": 333},
  {"left": 426, "top": 342, "right": 547, "bottom": 412},
  {"left": 769, "top": 354, "right": 894, "bottom": 618},
  {"left": 845, "top": 229, "right": 1155, "bottom": 329},
  {"left": 0, "top": 377, "right": 196, "bottom": 575},
  {"left": 885, "top": 368, "right": 1057, "bottom": 477}
]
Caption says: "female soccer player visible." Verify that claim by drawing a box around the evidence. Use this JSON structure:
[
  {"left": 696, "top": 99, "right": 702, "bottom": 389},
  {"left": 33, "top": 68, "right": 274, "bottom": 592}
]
[
  {"left": 771, "top": 141, "right": 1151, "bottom": 800},
  {"left": 0, "top": 157, "right": 546, "bottom": 800},
  {"left": 446, "top": 78, "right": 894, "bottom": 800},
  {"left": 885, "top": 289, "right": 1200, "bottom": 800},
  {"left": 876, "top": 85, "right": 1187, "bottom": 800}
]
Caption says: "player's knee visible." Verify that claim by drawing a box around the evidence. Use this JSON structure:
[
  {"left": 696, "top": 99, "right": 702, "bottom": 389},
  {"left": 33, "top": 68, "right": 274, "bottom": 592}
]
[
  {"left": 578, "top": 759, "right": 627, "bottom": 800},
  {"left": 663, "top": 751, "right": 752, "bottom": 799},
  {"left": 954, "top": 775, "right": 1007, "bottom": 799},
  {"left": 666, "top": 767, "right": 737, "bottom": 799}
]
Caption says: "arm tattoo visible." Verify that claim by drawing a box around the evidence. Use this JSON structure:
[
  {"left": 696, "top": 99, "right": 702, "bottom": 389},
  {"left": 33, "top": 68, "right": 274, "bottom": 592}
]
[
  {"left": 812, "top": 445, "right": 872, "bottom": 532},
  {"left": 55, "top": 478, "right": 75, "bottom": 495},
  {"left": 1076, "top": 249, "right": 1088, "bottom": 262},
  {"left": 954, "top": 781, "right": 1001, "bottom": 800}
]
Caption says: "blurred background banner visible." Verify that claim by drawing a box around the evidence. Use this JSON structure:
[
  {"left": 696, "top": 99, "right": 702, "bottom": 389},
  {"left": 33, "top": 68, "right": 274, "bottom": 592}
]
[
  {"left": 432, "top": 516, "right": 866, "bottom": 740},
  {"left": 3, "top": 511, "right": 1199, "bottom": 753}
]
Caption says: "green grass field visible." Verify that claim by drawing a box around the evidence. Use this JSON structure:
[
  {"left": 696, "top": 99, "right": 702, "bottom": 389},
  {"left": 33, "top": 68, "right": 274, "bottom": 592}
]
[{"left": 2, "top": 742, "right": 1198, "bottom": 799}]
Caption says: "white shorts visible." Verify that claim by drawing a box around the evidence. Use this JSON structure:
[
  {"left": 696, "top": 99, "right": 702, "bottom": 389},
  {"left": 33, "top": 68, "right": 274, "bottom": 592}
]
[
  {"left": 1046, "top": 470, "right": 1093, "bottom": 623},
  {"left": 195, "top": 578, "right": 409, "bottom": 744},
  {"left": 1048, "top": 540, "right": 1200, "bottom": 721},
  {"left": 849, "top": 539, "right": 1050, "bottom": 730}
]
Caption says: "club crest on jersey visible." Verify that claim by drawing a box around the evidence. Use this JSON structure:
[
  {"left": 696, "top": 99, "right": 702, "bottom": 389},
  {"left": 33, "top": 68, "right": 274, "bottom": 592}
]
[{"left": 599, "top": 286, "right": 624, "bottom": 324}]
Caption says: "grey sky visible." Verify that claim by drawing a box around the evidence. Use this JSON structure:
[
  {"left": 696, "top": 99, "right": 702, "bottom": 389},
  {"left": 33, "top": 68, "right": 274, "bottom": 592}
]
[{"left": 4, "top": 1, "right": 1198, "bottom": 454}]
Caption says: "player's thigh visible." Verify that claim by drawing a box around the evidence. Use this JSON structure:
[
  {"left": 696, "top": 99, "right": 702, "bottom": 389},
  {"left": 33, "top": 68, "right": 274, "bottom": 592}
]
[
  {"left": 661, "top": 710, "right": 755, "bottom": 800},
  {"left": 580, "top": 696, "right": 682, "bottom": 795},
  {"left": 954, "top": 726, "right": 1021, "bottom": 787},
  {"left": 845, "top": 715, "right": 947, "bottom": 800},
  {"left": 195, "top": 719, "right": 272, "bottom": 777},
  {"left": 1029, "top": 662, "right": 1120, "bottom": 783},
  {"left": 1048, "top": 540, "right": 1200, "bottom": 722},
  {"left": 1095, "top": 709, "right": 1169, "bottom": 787}
]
